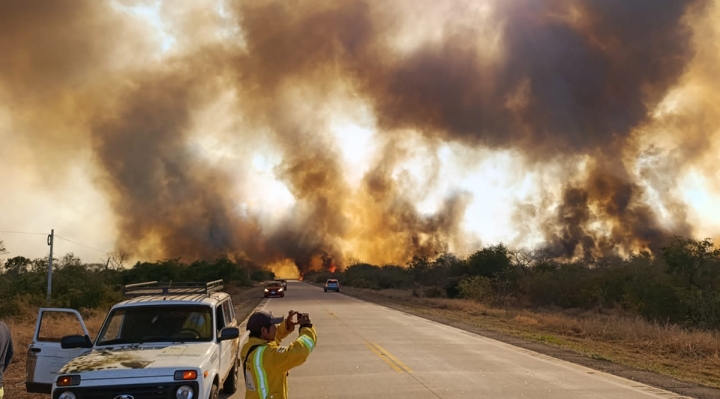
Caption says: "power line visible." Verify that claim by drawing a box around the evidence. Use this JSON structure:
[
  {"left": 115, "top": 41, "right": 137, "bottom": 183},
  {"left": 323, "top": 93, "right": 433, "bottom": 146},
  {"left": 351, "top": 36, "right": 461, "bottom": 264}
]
[
  {"left": 1, "top": 229, "right": 112, "bottom": 257},
  {"left": 55, "top": 234, "right": 111, "bottom": 255},
  {"left": 0, "top": 230, "right": 47, "bottom": 236}
]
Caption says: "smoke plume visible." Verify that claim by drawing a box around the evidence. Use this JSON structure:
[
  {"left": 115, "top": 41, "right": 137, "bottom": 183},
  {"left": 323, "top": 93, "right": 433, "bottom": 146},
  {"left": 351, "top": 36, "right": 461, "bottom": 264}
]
[{"left": 1, "top": 0, "right": 718, "bottom": 275}]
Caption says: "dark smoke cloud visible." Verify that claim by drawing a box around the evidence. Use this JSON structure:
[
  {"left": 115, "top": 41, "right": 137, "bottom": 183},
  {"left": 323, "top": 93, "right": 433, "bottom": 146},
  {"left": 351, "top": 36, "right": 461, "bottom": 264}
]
[{"left": 1, "top": 0, "right": 714, "bottom": 275}]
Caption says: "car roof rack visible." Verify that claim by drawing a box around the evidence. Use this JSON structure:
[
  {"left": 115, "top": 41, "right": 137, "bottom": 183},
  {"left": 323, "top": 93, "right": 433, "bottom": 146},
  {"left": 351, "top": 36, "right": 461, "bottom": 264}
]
[{"left": 123, "top": 280, "right": 224, "bottom": 298}]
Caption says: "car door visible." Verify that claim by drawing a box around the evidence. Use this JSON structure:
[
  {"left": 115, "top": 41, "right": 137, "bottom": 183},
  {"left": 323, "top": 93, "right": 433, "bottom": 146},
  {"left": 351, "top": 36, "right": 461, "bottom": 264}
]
[{"left": 26, "top": 308, "right": 91, "bottom": 394}]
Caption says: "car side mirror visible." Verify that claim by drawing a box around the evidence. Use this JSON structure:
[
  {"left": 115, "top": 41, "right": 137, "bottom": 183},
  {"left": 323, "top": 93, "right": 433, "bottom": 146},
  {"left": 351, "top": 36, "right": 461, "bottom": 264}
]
[
  {"left": 61, "top": 334, "right": 93, "bottom": 349},
  {"left": 218, "top": 327, "right": 240, "bottom": 341}
]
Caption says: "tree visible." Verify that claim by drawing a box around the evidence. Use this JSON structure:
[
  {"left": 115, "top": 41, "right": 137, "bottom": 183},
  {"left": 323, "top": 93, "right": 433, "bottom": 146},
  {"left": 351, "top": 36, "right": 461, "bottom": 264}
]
[
  {"left": 662, "top": 237, "right": 720, "bottom": 290},
  {"left": 3, "top": 256, "right": 31, "bottom": 276},
  {"left": 0, "top": 240, "right": 6, "bottom": 273},
  {"left": 466, "top": 244, "right": 512, "bottom": 278},
  {"left": 103, "top": 251, "right": 129, "bottom": 271}
]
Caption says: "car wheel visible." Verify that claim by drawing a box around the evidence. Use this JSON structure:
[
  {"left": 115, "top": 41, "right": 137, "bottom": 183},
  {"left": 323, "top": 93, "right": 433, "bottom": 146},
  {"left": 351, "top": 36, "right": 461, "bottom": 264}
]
[
  {"left": 324, "top": 289, "right": 327, "bottom": 292},
  {"left": 281, "top": 293, "right": 285, "bottom": 297},
  {"left": 223, "top": 358, "right": 239, "bottom": 393},
  {"left": 209, "top": 383, "right": 219, "bottom": 399}
]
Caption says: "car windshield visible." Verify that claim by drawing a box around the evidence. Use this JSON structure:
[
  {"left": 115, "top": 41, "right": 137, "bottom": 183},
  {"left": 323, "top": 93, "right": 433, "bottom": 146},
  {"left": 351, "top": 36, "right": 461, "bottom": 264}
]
[
  {"left": 266, "top": 283, "right": 282, "bottom": 288},
  {"left": 327, "top": 280, "right": 338, "bottom": 284},
  {"left": 96, "top": 305, "right": 214, "bottom": 345}
]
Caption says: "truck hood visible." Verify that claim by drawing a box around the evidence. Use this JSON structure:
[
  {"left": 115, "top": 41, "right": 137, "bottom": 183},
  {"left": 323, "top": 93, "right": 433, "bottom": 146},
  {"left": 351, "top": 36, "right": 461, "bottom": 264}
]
[{"left": 58, "top": 343, "right": 214, "bottom": 377}]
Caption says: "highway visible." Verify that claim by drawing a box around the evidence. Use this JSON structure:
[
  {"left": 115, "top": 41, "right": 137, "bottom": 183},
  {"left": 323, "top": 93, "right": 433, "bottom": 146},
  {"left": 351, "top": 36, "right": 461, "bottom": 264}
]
[{"left": 227, "top": 281, "right": 690, "bottom": 398}]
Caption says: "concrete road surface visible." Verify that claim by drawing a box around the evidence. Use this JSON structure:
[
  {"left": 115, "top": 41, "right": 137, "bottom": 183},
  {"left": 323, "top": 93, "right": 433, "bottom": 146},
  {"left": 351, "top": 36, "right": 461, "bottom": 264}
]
[{"left": 226, "top": 281, "right": 690, "bottom": 399}]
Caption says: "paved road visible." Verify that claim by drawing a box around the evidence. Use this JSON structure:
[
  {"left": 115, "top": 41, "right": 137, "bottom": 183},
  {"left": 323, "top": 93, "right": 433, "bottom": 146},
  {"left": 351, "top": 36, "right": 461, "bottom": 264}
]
[{"left": 228, "top": 281, "right": 690, "bottom": 399}]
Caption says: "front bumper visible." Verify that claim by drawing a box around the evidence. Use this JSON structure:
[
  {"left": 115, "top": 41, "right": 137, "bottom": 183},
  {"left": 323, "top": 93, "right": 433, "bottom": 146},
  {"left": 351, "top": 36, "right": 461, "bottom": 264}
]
[{"left": 54, "top": 381, "right": 200, "bottom": 399}]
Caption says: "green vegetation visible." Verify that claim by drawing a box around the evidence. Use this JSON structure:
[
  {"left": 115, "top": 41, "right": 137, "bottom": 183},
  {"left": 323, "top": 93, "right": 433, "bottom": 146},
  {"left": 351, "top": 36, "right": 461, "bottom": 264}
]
[
  {"left": 0, "top": 244, "right": 271, "bottom": 318},
  {"left": 306, "top": 238, "right": 720, "bottom": 331}
]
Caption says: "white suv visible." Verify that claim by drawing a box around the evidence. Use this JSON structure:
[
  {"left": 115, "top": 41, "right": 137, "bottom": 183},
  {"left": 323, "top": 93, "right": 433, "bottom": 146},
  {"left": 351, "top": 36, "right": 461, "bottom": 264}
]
[{"left": 25, "top": 280, "right": 241, "bottom": 399}]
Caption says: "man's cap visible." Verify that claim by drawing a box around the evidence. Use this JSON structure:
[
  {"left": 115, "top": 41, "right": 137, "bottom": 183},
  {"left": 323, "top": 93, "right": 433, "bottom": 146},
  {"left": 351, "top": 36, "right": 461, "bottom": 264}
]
[{"left": 246, "top": 310, "right": 284, "bottom": 333}]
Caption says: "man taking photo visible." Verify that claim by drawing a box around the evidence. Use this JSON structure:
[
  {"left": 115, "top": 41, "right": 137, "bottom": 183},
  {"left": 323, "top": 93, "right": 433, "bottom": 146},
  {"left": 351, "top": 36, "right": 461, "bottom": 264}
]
[{"left": 241, "top": 310, "right": 317, "bottom": 399}]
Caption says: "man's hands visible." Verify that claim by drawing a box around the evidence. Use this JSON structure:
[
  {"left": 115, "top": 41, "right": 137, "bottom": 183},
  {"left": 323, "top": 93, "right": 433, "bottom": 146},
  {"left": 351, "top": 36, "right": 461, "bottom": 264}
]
[
  {"left": 285, "top": 310, "right": 297, "bottom": 332},
  {"left": 297, "top": 312, "right": 311, "bottom": 327},
  {"left": 286, "top": 310, "right": 312, "bottom": 330}
]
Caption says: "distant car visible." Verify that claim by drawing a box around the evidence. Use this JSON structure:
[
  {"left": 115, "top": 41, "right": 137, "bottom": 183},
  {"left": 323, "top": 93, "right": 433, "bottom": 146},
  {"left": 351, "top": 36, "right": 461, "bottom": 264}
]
[
  {"left": 324, "top": 279, "right": 340, "bottom": 292},
  {"left": 276, "top": 279, "right": 288, "bottom": 291},
  {"left": 264, "top": 282, "right": 285, "bottom": 298}
]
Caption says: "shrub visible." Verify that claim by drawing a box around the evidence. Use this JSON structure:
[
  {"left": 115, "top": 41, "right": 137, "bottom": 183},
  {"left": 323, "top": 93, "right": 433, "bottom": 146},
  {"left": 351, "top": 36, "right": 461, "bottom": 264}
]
[{"left": 458, "top": 276, "right": 492, "bottom": 301}]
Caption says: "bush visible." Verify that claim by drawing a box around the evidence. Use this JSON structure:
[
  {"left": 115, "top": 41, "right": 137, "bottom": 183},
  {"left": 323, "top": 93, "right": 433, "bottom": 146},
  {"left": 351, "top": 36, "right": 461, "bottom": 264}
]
[
  {"left": 251, "top": 270, "right": 275, "bottom": 282},
  {"left": 458, "top": 276, "right": 492, "bottom": 301}
]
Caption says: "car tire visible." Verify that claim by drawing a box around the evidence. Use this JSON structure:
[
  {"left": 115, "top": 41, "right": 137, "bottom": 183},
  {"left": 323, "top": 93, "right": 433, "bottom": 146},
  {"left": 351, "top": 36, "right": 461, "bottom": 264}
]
[
  {"left": 209, "top": 383, "right": 219, "bottom": 399},
  {"left": 324, "top": 289, "right": 327, "bottom": 292},
  {"left": 281, "top": 293, "right": 285, "bottom": 297},
  {"left": 223, "top": 358, "right": 239, "bottom": 393}
]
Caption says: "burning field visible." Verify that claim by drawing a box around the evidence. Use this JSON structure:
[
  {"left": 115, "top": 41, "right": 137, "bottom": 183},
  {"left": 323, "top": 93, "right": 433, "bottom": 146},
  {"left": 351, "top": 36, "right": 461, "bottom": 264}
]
[{"left": 1, "top": 0, "right": 719, "bottom": 277}]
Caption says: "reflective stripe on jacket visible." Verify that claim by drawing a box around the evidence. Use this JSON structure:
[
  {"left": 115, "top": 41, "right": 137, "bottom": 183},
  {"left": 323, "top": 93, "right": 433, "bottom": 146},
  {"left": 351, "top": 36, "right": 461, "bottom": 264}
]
[{"left": 241, "top": 321, "right": 317, "bottom": 399}]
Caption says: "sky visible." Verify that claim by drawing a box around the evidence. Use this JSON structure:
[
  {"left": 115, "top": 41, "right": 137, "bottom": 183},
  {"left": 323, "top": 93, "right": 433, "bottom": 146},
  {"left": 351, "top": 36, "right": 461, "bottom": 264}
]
[{"left": 1, "top": 0, "right": 719, "bottom": 277}]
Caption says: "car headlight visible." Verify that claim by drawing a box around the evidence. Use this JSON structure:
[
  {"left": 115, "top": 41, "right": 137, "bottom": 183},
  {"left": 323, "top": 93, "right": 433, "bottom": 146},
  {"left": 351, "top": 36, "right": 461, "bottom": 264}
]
[
  {"left": 264, "top": 288, "right": 269, "bottom": 292},
  {"left": 278, "top": 288, "right": 283, "bottom": 291},
  {"left": 58, "top": 392, "right": 77, "bottom": 399},
  {"left": 176, "top": 385, "right": 194, "bottom": 399}
]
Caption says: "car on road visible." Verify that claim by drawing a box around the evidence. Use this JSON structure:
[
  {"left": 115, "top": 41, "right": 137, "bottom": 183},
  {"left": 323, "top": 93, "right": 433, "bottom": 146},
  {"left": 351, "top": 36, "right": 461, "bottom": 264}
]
[
  {"left": 264, "top": 281, "right": 285, "bottom": 298},
  {"left": 276, "top": 279, "right": 288, "bottom": 291},
  {"left": 26, "top": 280, "right": 241, "bottom": 399},
  {"left": 325, "top": 279, "right": 340, "bottom": 292}
]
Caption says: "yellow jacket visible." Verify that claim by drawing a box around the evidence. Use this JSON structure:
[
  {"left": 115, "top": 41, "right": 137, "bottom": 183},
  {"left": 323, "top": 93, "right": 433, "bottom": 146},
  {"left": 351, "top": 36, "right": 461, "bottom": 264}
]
[{"left": 240, "top": 321, "right": 317, "bottom": 399}]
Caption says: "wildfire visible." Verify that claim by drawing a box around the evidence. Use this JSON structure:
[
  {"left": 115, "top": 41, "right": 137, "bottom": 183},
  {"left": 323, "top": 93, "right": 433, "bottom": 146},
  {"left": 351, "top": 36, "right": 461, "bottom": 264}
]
[
  {"left": 299, "top": 274, "right": 304, "bottom": 281},
  {"left": 329, "top": 265, "right": 337, "bottom": 273}
]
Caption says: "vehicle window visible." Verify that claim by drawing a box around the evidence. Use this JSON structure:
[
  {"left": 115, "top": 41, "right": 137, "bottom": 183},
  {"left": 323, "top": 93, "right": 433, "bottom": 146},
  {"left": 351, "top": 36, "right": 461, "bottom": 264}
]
[
  {"left": 216, "top": 305, "right": 226, "bottom": 332},
  {"left": 37, "top": 311, "right": 86, "bottom": 343},
  {"left": 222, "top": 301, "right": 234, "bottom": 325},
  {"left": 96, "top": 305, "right": 213, "bottom": 345}
]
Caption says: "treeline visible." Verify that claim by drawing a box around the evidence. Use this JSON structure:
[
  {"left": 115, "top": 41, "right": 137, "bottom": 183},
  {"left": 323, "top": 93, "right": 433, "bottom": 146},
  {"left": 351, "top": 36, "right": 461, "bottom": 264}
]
[
  {"left": 0, "top": 254, "right": 274, "bottom": 318},
  {"left": 306, "top": 237, "right": 720, "bottom": 331}
]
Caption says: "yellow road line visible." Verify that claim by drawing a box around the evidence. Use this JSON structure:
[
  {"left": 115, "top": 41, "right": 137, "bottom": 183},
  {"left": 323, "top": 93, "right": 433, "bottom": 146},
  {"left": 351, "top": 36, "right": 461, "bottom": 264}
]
[
  {"left": 371, "top": 343, "right": 413, "bottom": 373},
  {"left": 365, "top": 342, "right": 403, "bottom": 373}
]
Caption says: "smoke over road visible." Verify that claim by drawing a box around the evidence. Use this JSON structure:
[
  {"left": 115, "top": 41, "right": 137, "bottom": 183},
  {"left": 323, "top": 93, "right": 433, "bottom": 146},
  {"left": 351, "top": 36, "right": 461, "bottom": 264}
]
[{"left": 1, "top": 0, "right": 718, "bottom": 275}]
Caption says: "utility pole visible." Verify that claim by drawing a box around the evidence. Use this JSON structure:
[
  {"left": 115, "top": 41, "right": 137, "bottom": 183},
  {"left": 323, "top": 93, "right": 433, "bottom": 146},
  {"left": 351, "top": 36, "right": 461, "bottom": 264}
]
[{"left": 47, "top": 229, "right": 54, "bottom": 304}]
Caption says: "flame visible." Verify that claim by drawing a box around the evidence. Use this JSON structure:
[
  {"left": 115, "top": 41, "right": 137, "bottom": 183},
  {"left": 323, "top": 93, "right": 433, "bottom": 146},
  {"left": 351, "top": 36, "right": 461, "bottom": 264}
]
[
  {"left": 329, "top": 265, "right": 337, "bottom": 273},
  {"left": 298, "top": 274, "right": 304, "bottom": 281}
]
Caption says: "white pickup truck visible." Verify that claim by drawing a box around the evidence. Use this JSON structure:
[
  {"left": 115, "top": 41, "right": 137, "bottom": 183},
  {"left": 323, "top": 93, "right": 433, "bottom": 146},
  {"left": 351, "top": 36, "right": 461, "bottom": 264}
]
[{"left": 25, "top": 280, "right": 242, "bottom": 399}]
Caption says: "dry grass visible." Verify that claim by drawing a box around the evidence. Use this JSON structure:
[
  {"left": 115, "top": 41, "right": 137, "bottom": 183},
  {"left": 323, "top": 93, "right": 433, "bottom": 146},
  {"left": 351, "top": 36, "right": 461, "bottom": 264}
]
[{"left": 342, "top": 286, "right": 720, "bottom": 389}]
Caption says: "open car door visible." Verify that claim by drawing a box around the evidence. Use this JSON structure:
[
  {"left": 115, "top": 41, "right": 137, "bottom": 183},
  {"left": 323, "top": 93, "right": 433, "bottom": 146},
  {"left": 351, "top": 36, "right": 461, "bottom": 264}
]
[{"left": 26, "top": 308, "right": 91, "bottom": 394}]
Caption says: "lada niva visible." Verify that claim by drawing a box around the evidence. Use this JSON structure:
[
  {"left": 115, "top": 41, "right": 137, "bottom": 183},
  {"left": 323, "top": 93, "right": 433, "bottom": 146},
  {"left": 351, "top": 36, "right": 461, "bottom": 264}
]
[{"left": 25, "top": 280, "right": 241, "bottom": 399}]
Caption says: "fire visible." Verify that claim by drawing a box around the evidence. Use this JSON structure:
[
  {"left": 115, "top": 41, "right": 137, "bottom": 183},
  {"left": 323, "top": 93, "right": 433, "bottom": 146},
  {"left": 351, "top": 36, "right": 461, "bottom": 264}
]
[
  {"left": 299, "top": 274, "right": 304, "bottom": 281},
  {"left": 329, "top": 265, "right": 337, "bottom": 273}
]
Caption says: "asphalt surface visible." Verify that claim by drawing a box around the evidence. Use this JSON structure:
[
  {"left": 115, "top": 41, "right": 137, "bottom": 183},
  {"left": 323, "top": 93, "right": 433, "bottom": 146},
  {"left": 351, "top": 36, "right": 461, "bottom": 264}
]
[{"left": 227, "top": 281, "right": 692, "bottom": 398}]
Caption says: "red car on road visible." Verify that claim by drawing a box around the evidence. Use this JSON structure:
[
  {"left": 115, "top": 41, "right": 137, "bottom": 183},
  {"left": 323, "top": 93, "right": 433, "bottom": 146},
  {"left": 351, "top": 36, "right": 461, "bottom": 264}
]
[{"left": 264, "top": 281, "right": 285, "bottom": 298}]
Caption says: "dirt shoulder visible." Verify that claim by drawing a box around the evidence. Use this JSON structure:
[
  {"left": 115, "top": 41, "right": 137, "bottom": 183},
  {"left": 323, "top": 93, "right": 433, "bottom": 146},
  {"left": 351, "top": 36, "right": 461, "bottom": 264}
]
[
  {"left": 230, "top": 284, "right": 265, "bottom": 324},
  {"left": 322, "top": 284, "right": 720, "bottom": 399}
]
